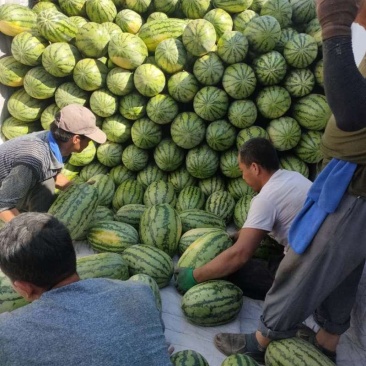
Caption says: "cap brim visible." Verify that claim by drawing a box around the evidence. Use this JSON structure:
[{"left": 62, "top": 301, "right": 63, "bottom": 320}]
[{"left": 85, "top": 128, "right": 107, "bottom": 144}]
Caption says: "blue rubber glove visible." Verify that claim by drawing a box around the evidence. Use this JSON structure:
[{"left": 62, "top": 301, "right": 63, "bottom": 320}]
[{"left": 174, "top": 267, "right": 197, "bottom": 294}]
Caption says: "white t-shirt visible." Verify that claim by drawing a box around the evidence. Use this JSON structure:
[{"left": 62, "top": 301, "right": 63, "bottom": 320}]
[{"left": 243, "top": 169, "right": 312, "bottom": 248}]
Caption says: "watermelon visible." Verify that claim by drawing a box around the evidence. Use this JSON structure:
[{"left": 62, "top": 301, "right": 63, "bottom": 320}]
[
  {"left": 227, "top": 177, "right": 255, "bottom": 200},
  {"left": 220, "top": 149, "right": 242, "bottom": 178},
  {"left": 181, "top": 280, "right": 243, "bottom": 326},
  {"left": 87, "top": 220, "right": 139, "bottom": 253},
  {"left": 97, "top": 141, "right": 123, "bottom": 168},
  {"left": 146, "top": 94, "right": 179, "bottom": 125},
  {"left": 168, "top": 167, "right": 197, "bottom": 192},
  {"left": 283, "top": 68, "right": 315, "bottom": 97},
  {"left": 146, "top": 12, "right": 168, "bottom": 22},
  {"left": 134, "top": 64, "right": 166, "bottom": 97},
  {"left": 0, "top": 56, "right": 30, "bottom": 87},
  {"left": 236, "top": 126, "right": 269, "bottom": 150},
  {"left": 260, "top": 0, "right": 292, "bottom": 28},
  {"left": 186, "top": 144, "right": 219, "bottom": 179},
  {"left": 139, "top": 203, "right": 182, "bottom": 256},
  {"left": 228, "top": 99, "right": 257, "bottom": 129},
  {"left": 85, "top": 0, "right": 117, "bottom": 23},
  {"left": 171, "top": 350, "right": 209, "bottom": 366},
  {"left": 115, "top": 9, "right": 143, "bottom": 34},
  {"left": 106, "top": 67, "right": 134, "bottom": 97},
  {"left": 252, "top": 50, "right": 287, "bottom": 85},
  {"left": 154, "top": 139, "right": 185, "bottom": 172},
  {"left": 221, "top": 354, "right": 259, "bottom": 366},
  {"left": 102, "top": 114, "right": 132, "bottom": 144},
  {"left": 217, "top": 31, "right": 249, "bottom": 64},
  {"left": 137, "top": 163, "right": 168, "bottom": 189},
  {"left": 1, "top": 117, "right": 39, "bottom": 140},
  {"left": 123, "top": 0, "right": 152, "bottom": 14},
  {"left": 181, "top": 0, "right": 212, "bottom": 19},
  {"left": 119, "top": 92, "right": 148, "bottom": 120},
  {"left": 131, "top": 117, "right": 162, "bottom": 149},
  {"left": 176, "top": 186, "right": 205, "bottom": 212},
  {"left": 58, "top": 0, "right": 87, "bottom": 17},
  {"left": 256, "top": 86, "right": 292, "bottom": 119},
  {"left": 205, "top": 191, "right": 236, "bottom": 222},
  {"left": 155, "top": 38, "right": 187, "bottom": 74},
  {"left": 73, "top": 58, "right": 108, "bottom": 91},
  {"left": 153, "top": 0, "right": 179, "bottom": 14},
  {"left": 109, "top": 165, "right": 136, "bottom": 185},
  {"left": 213, "top": 0, "right": 252, "bottom": 13},
  {"left": 121, "top": 144, "right": 149, "bottom": 172},
  {"left": 112, "top": 179, "right": 145, "bottom": 210},
  {"left": 87, "top": 174, "right": 115, "bottom": 207},
  {"left": 314, "top": 59, "right": 324, "bottom": 88},
  {"left": 40, "top": 104, "right": 59, "bottom": 131},
  {"left": 233, "top": 194, "right": 254, "bottom": 228},
  {"left": 168, "top": 71, "right": 200, "bottom": 103},
  {"left": 289, "top": 0, "right": 316, "bottom": 25},
  {"left": 69, "top": 140, "right": 96, "bottom": 166},
  {"left": 88, "top": 206, "right": 115, "bottom": 227},
  {"left": 265, "top": 337, "right": 335, "bottom": 366},
  {"left": 90, "top": 88, "right": 118, "bottom": 118},
  {"left": 294, "top": 130, "right": 323, "bottom": 164},
  {"left": 143, "top": 180, "right": 177, "bottom": 207},
  {"left": 233, "top": 9, "right": 258, "bottom": 32},
  {"left": 193, "top": 52, "right": 224, "bottom": 86},
  {"left": 80, "top": 161, "right": 110, "bottom": 181},
  {"left": 179, "top": 209, "right": 226, "bottom": 233},
  {"left": 115, "top": 204, "right": 147, "bottom": 229},
  {"left": 283, "top": 33, "right": 318, "bottom": 68},
  {"left": 279, "top": 154, "right": 309, "bottom": 178},
  {"left": 0, "top": 4, "right": 37, "bottom": 36},
  {"left": 198, "top": 176, "right": 226, "bottom": 196},
  {"left": 266, "top": 116, "right": 301, "bottom": 151},
  {"left": 54, "top": 81, "right": 89, "bottom": 108},
  {"left": 204, "top": 8, "right": 233, "bottom": 39},
  {"left": 194, "top": 86, "right": 229, "bottom": 121},
  {"left": 206, "top": 120, "right": 236, "bottom": 151},
  {"left": 121, "top": 244, "right": 174, "bottom": 288}
]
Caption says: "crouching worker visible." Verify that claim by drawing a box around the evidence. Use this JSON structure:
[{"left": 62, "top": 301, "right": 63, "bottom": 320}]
[
  {"left": 0, "top": 104, "right": 106, "bottom": 223},
  {"left": 0, "top": 212, "right": 173, "bottom": 366}
]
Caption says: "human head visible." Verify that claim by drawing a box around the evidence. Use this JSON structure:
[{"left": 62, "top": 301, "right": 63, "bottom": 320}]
[
  {"left": 0, "top": 213, "right": 77, "bottom": 292},
  {"left": 238, "top": 137, "right": 280, "bottom": 192},
  {"left": 51, "top": 104, "right": 106, "bottom": 144}
]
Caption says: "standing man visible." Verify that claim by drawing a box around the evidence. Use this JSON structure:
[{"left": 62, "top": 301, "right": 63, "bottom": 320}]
[
  {"left": 175, "top": 137, "right": 312, "bottom": 299},
  {"left": 0, "top": 104, "right": 106, "bottom": 222},
  {"left": 0, "top": 212, "right": 173, "bottom": 366},
  {"left": 213, "top": 0, "right": 366, "bottom": 364}
]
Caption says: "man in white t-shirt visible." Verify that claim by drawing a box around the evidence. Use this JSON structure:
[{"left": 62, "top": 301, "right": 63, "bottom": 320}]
[{"left": 175, "top": 137, "right": 312, "bottom": 299}]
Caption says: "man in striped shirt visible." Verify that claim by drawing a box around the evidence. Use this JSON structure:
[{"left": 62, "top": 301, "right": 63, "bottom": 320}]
[{"left": 0, "top": 104, "right": 106, "bottom": 223}]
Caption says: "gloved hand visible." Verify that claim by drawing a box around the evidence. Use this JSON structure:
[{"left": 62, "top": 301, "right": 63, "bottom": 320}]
[
  {"left": 174, "top": 267, "right": 197, "bottom": 294},
  {"left": 316, "top": 0, "right": 365, "bottom": 40}
]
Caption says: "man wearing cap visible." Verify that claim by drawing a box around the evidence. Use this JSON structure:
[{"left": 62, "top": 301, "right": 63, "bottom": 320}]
[{"left": 0, "top": 104, "right": 106, "bottom": 223}]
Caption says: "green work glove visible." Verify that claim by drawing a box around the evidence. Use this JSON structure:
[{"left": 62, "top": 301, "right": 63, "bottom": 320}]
[{"left": 174, "top": 267, "right": 197, "bottom": 294}]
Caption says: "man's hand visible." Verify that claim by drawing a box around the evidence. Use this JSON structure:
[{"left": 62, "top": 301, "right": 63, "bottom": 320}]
[{"left": 174, "top": 267, "right": 197, "bottom": 294}]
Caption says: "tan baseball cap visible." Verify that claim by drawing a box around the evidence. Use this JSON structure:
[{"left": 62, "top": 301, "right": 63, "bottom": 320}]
[{"left": 56, "top": 104, "right": 106, "bottom": 144}]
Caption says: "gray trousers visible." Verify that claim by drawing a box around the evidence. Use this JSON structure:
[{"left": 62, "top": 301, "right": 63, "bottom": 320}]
[
  {"left": 258, "top": 193, "right": 366, "bottom": 339},
  {"left": 17, "top": 178, "right": 56, "bottom": 213}
]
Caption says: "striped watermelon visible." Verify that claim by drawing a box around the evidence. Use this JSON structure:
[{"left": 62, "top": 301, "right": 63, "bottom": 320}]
[
  {"left": 178, "top": 227, "right": 223, "bottom": 255},
  {"left": 87, "top": 220, "right": 139, "bottom": 253},
  {"left": 305, "top": 17, "right": 322, "bottom": 48},
  {"left": 131, "top": 117, "right": 162, "bottom": 149},
  {"left": 153, "top": 0, "right": 179, "bottom": 14},
  {"left": 233, "top": 9, "right": 258, "bottom": 32},
  {"left": 7, "top": 88, "right": 48, "bottom": 122},
  {"left": 96, "top": 141, "right": 123, "bottom": 168},
  {"left": 58, "top": 0, "right": 87, "bottom": 17},
  {"left": 1, "top": 117, "right": 39, "bottom": 140},
  {"left": 102, "top": 114, "right": 132, "bottom": 144},
  {"left": 80, "top": 161, "right": 110, "bottom": 181},
  {"left": 0, "top": 4, "right": 37, "bottom": 36},
  {"left": 243, "top": 15, "right": 281, "bottom": 53},
  {"left": 252, "top": 50, "right": 287, "bottom": 85},
  {"left": 228, "top": 100, "right": 257, "bottom": 128},
  {"left": 75, "top": 22, "right": 110, "bottom": 58},
  {"left": 283, "top": 33, "right": 318, "bottom": 69},
  {"left": 186, "top": 144, "right": 219, "bottom": 179},
  {"left": 37, "top": 9, "right": 77, "bottom": 43},
  {"left": 182, "top": 19, "right": 217, "bottom": 57},
  {"left": 146, "top": 94, "right": 179, "bottom": 125},
  {"left": 193, "top": 52, "right": 224, "bottom": 86},
  {"left": 233, "top": 194, "right": 253, "bottom": 228},
  {"left": 119, "top": 92, "right": 148, "bottom": 120},
  {"left": 221, "top": 354, "right": 259, "bottom": 366},
  {"left": 182, "top": 280, "right": 243, "bottom": 326},
  {"left": 88, "top": 206, "right": 115, "bottom": 227},
  {"left": 249, "top": 0, "right": 268, "bottom": 13},
  {"left": 204, "top": 8, "right": 233, "bottom": 39},
  {"left": 213, "top": 0, "right": 252, "bottom": 13},
  {"left": 155, "top": 38, "right": 187, "bottom": 74},
  {"left": 168, "top": 167, "right": 197, "bottom": 192},
  {"left": 134, "top": 64, "right": 166, "bottom": 97},
  {"left": 198, "top": 176, "right": 226, "bottom": 196},
  {"left": 265, "top": 338, "right": 335, "bottom": 366},
  {"left": 171, "top": 350, "right": 209, "bottom": 366},
  {"left": 108, "top": 33, "right": 148, "bottom": 70},
  {"left": 87, "top": 174, "right": 115, "bottom": 207},
  {"left": 217, "top": 31, "right": 249, "bottom": 64},
  {"left": 206, "top": 120, "right": 236, "bottom": 151},
  {"left": 68, "top": 15, "right": 88, "bottom": 28},
  {"left": 11, "top": 31, "right": 48, "bottom": 67},
  {"left": 48, "top": 183, "right": 99, "bottom": 240},
  {"left": 77, "top": 252, "right": 129, "bottom": 281},
  {"left": 137, "top": 163, "right": 168, "bottom": 189},
  {"left": 289, "top": 0, "right": 316, "bottom": 24},
  {"left": 314, "top": 58, "right": 324, "bottom": 88},
  {"left": 106, "top": 67, "right": 134, "bottom": 97},
  {"left": 146, "top": 12, "right": 168, "bottom": 22},
  {"left": 140, "top": 203, "right": 182, "bottom": 256},
  {"left": 41, "top": 104, "right": 60, "bottom": 131},
  {"left": 168, "top": 70, "right": 200, "bottom": 103},
  {"left": 115, "top": 204, "right": 146, "bottom": 229},
  {"left": 181, "top": 0, "right": 212, "bottom": 18},
  {"left": 69, "top": 140, "right": 96, "bottom": 166},
  {"left": 236, "top": 126, "right": 269, "bottom": 150},
  {"left": 54, "top": 81, "right": 89, "bottom": 108},
  {"left": 61, "top": 163, "right": 81, "bottom": 182},
  {"left": 121, "top": 144, "right": 149, "bottom": 172},
  {"left": 205, "top": 191, "right": 236, "bottom": 222},
  {"left": 42, "top": 42, "right": 81, "bottom": 78},
  {"left": 279, "top": 154, "right": 309, "bottom": 178},
  {"left": 128, "top": 273, "right": 162, "bottom": 312},
  {"left": 176, "top": 186, "right": 205, "bottom": 212},
  {"left": 260, "top": 0, "right": 292, "bottom": 28},
  {"left": 85, "top": 0, "right": 116, "bottom": 23},
  {"left": 275, "top": 26, "right": 298, "bottom": 52},
  {"left": 294, "top": 130, "right": 323, "bottom": 164},
  {"left": 220, "top": 149, "right": 242, "bottom": 178},
  {"left": 112, "top": 179, "right": 145, "bottom": 210},
  {"left": 109, "top": 165, "right": 136, "bottom": 186},
  {"left": 256, "top": 86, "right": 291, "bottom": 119},
  {"left": 90, "top": 89, "right": 118, "bottom": 118},
  {"left": 222, "top": 63, "right": 257, "bottom": 99},
  {"left": 0, "top": 56, "right": 30, "bottom": 87},
  {"left": 179, "top": 209, "right": 226, "bottom": 233},
  {"left": 292, "top": 94, "right": 331, "bottom": 131},
  {"left": 73, "top": 58, "right": 109, "bottom": 91},
  {"left": 138, "top": 18, "right": 187, "bottom": 52},
  {"left": 283, "top": 68, "right": 315, "bottom": 97},
  {"left": 123, "top": 0, "right": 152, "bottom": 13},
  {"left": 143, "top": 180, "right": 177, "bottom": 207},
  {"left": 227, "top": 177, "right": 255, "bottom": 200},
  {"left": 171, "top": 112, "right": 206, "bottom": 149},
  {"left": 154, "top": 139, "right": 185, "bottom": 172},
  {"left": 178, "top": 230, "right": 232, "bottom": 268},
  {"left": 266, "top": 116, "right": 301, "bottom": 151},
  {"left": 193, "top": 86, "right": 229, "bottom": 121},
  {"left": 115, "top": 9, "right": 143, "bottom": 34},
  {"left": 121, "top": 244, "right": 174, "bottom": 288}
]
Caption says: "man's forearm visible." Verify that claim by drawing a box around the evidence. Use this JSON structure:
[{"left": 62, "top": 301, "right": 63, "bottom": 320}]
[{"left": 0, "top": 208, "right": 20, "bottom": 223}]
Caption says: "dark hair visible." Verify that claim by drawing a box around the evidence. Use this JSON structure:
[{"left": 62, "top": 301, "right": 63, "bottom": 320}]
[
  {"left": 0, "top": 213, "right": 76, "bottom": 289},
  {"left": 50, "top": 120, "right": 74, "bottom": 143},
  {"left": 239, "top": 137, "right": 280, "bottom": 172}
]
